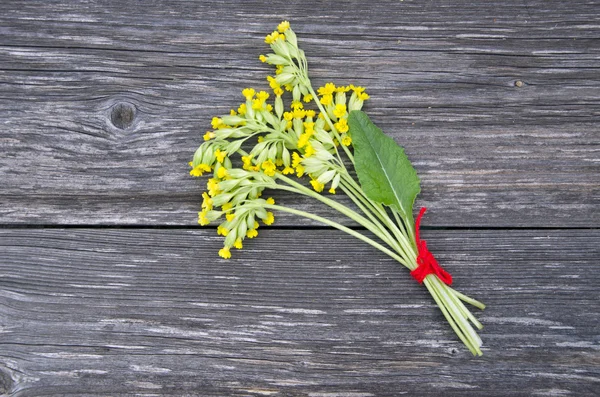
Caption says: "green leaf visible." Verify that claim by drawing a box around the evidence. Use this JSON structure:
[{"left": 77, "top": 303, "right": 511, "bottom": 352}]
[{"left": 348, "top": 110, "right": 420, "bottom": 219}]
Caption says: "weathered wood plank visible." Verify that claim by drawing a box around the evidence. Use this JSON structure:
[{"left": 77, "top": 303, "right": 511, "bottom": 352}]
[
  {"left": 1, "top": 228, "right": 599, "bottom": 396},
  {"left": 1, "top": 0, "right": 599, "bottom": 226}
]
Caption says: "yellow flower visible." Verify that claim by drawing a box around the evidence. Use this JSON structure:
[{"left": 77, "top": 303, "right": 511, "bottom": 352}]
[
  {"left": 342, "top": 136, "right": 352, "bottom": 146},
  {"left": 265, "top": 30, "right": 285, "bottom": 44},
  {"left": 305, "top": 110, "right": 316, "bottom": 118},
  {"left": 203, "top": 131, "right": 215, "bottom": 141},
  {"left": 237, "top": 103, "right": 247, "bottom": 115},
  {"left": 198, "top": 210, "right": 210, "bottom": 226},
  {"left": 310, "top": 179, "right": 325, "bottom": 193},
  {"left": 335, "top": 118, "right": 349, "bottom": 133},
  {"left": 259, "top": 54, "right": 267, "bottom": 63},
  {"left": 263, "top": 212, "right": 275, "bottom": 225},
  {"left": 233, "top": 238, "right": 243, "bottom": 249},
  {"left": 291, "top": 100, "right": 303, "bottom": 110},
  {"left": 278, "top": 20, "right": 290, "bottom": 33},
  {"left": 303, "top": 121, "right": 315, "bottom": 134},
  {"left": 217, "top": 167, "right": 228, "bottom": 179},
  {"left": 218, "top": 247, "right": 231, "bottom": 259},
  {"left": 304, "top": 143, "right": 315, "bottom": 157},
  {"left": 242, "top": 155, "right": 254, "bottom": 170},
  {"left": 257, "top": 91, "right": 270, "bottom": 101},
  {"left": 317, "top": 83, "right": 336, "bottom": 96},
  {"left": 266, "top": 197, "right": 275, "bottom": 205},
  {"left": 190, "top": 163, "right": 211, "bottom": 177},
  {"left": 297, "top": 133, "right": 310, "bottom": 149},
  {"left": 215, "top": 149, "right": 227, "bottom": 163},
  {"left": 222, "top": 202, "right": 233, "bottom": 211},
  {"left": 274, "top": 87, "right": 284, "bottom": 96},
  {"left": 283, "top": 112, "right": 293, "bottom": 121},
  {"left": 333, "top": 104, "right": 347, "bottom": 118},
  {"left": 292, "top": 152, "right": 302, "bottom": 167},
  {"left": 211, "top": 117, "right": 224, "bottom": 129},
  {"left": 282, "top": 166, "right": 294, "bottom": 174},
  {"left": 358, "top": 92, "right": 370, "bottom": 101},
  {"left": 303, "top": 94, "right": 313, "bottom": 103},
  {"left": 329, "top": 187, "right": 336, "bottom": 194},
  {"left": 295, "top": 164, "right": 305, "bottom": 177},
  {"left": 246, "top": 229, "right": 258, "bottom": 238},
  {"left": 226, "top": 213, "right": 235, "bottom": 222},
  {"left": 217, "top": 225, "right": 229, "bottom": 236},
  {"left": 201, "top": 192, "right": 213, "bottom": 210},
  {"left": 242, "top": 88, "right": 256, "bottom": 100},
  {"left": 320, "top": 94, "right": 333, "bottom": 106},
  {"left": 207, "top": 178, "right": 221, "bottom": 196},
  {"left": 266, "top": 75, "right": 278, "bottom": 89},
  {"left": 265, "top": 31, "right": 280, "bottom": 44},
  {"left": 292, "top": 108, "right": 306, "bottom": 119},
  {"left": 252, "top": 98, "right": 264, "bottom": 110},
  {"left": 261, "top": 160, "right": 277, "bottom": 176}
]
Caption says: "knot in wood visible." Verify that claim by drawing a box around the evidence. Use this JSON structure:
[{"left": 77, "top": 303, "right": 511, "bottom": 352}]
[
  {"left": 110, "top": 102, "right": 136, "bottom": 129},
  {"left": 0, "top": 367, "right": 14, "bottom": 394}
]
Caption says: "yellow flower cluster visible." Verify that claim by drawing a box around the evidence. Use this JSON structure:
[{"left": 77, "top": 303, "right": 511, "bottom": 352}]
[
  {"left": 190, "top": 21, "right": 371, "bottom": 258},
  {"left": 314, "top": 82, "right": 370, "bottom": 147}
]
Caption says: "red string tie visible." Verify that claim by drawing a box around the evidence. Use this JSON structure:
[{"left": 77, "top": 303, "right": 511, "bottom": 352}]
[{"left": 410, "top": 207, "right": 453, "bottom": 285}]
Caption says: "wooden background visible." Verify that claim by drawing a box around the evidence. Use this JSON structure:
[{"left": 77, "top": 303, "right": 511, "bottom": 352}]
[{"left": 1, "top": 0, "right": 599, "bottom": 395}]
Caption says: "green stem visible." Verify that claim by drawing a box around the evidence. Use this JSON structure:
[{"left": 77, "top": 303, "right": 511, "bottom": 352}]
[
  {"left": 274, "top": 175, "right": 409, "bottom": 265},
  {"left": 275, "top": 174, "right": 378, "bottom": 232},
  {"left": 427, "top": 275, "right": 482, "bottom": 355},
  {"left": 339, "top": 184, "right": 408, "bottom": 262},
  {"left": 423, "top": 276, "right": 478, "bottom": 356},
  {"left": 453, "top": 289, "right": 486, "bottom": 311},
  {"left": 341, "top": 173, "right": 416, "bottom": 262},
  {"left": 265, "top": 204, "right": 409, "bottom": 267}
]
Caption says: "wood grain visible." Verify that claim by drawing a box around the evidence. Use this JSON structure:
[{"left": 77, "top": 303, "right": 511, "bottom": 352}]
[
  {"left": 1, "top": 1, "right": 599, "bottom": 396},
  {"left": 1, "top": 228, "right": 599, "bottom": 396},
  {"left": 1, "top": 0, "right": 598, "bottom": 226}
]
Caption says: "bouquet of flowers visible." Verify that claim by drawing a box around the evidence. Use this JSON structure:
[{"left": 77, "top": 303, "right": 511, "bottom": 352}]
[{"left": 190, "top": 21, "right": 485, "bottom": 355}]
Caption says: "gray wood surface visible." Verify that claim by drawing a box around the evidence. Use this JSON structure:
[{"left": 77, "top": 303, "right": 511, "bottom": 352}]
[
  {"left": 1, "top": 0, "right": 599, "bottom": 396},
  {"left": 1, "top": 229, "right": 599, "bottom": 396},
  {"left": 1, "top": 0, "right": 598, "bottom": 226}
]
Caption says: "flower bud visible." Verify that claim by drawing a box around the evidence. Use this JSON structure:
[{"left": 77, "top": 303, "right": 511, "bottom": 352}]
[
  {"left": 285, "top": 29, "right": 297, "bottom": 47},
  {"left": 292, "top": 85, "right": 301, "bottom": 102},
  {"left": 286, "top": 43, "right": 298, "bottom": 58},
  {"left": 317, "top": 170, "right": 336, "bottom": 185},
  {"left": 275, "top": 95, "right": 284, "bottom": 119},
  {"left": 275, "top": 73, "right": 295, "bottom": 86},
  {"left": 268, "top": 143, "right": 278, "bottom": 160},
  {"left": 282, "top": 147, "right": 291, "bottom": 167},
  {"left": 266, "top": 54, "right": 288, "bottom": 65},
  {"left": 221, "top": 115, "right": 246, "bottom": 125}
]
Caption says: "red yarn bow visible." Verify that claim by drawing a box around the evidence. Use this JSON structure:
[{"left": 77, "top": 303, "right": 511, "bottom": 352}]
[{"left": 410, "top": 207, "right": 453, "bottom": 285}]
